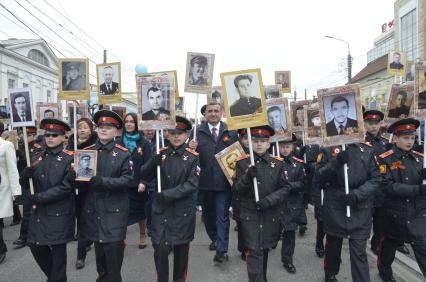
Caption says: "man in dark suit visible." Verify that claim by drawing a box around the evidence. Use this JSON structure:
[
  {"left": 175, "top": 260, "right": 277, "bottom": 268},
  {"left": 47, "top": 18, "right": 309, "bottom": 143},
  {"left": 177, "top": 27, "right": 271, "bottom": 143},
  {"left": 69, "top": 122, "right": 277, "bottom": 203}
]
[
  {"left": 325, "top": 96, "right": 358, "bottom": 136},
  {"left": 99, "top": 66, "right": 119, "bottom": 95},
  {"left": 389, "top": 52, "right": 404, "bottom": 70},
  {"left": 142, "top": 87, "right": 170, "bottom": 120},
  {"left": 230, "top": 74, "right": 261, "bottom": 117},
  {"left": 12, "top": 93, "right": 32, "bottom": 122},
  {"left": 388, "top": 90, "right": 410, "bottom": 118}
]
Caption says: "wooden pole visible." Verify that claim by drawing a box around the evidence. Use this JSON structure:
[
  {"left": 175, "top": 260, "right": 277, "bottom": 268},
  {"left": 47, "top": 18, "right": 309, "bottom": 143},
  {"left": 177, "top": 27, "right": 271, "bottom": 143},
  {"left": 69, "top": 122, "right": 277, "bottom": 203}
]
[
  {"left": 156, "top": 130, "right": 162, "bottom": 192},
  {"left": 342, "top": 144, "right": 350, "bottom": 217},
  {"left": 247, "top": 128, "right": 259, "bottom": 202},
  {"left": 193, "top": 94, "right": 199, "bottom": 141}
]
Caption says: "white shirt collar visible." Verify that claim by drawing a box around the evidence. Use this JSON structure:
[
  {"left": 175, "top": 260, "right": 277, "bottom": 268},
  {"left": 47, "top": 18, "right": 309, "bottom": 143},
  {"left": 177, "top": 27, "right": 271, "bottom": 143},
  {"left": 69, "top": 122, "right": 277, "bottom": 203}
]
[
  {"left": 208, "top": 122, "right": 220, "bottom": 133},
  {"left": 334, "top": 118, "right": 347, "bottom": 130}
]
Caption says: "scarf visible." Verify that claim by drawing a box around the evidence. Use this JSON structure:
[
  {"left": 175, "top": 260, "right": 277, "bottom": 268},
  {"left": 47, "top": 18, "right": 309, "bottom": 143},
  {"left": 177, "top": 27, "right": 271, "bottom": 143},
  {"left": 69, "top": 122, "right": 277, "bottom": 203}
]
[{"left": 123, "top": 132, "right": 140, "bottom": 153}]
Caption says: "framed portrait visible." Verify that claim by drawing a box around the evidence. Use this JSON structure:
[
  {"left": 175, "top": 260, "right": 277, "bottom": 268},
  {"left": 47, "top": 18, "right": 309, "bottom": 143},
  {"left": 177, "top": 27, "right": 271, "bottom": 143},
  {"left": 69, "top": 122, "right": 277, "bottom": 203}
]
[
  {"left": 387, "top": 51, "right": 406, "bottom": 77},
  {"left": 264, "top": 85, "right": 281, "bottom": 99},
  {"left": 1, "top": 130, "right": 18, "bottom": 149},
  {"left": 220, "top": 68, "right": 268, "bottom": 130},
  {"left": 317, "top": 84, "right": 364, "bottom": 147},
  {"left": 0, "top": 104, "right": 10, "bottom": 123},
  {"left": 304, "top": 103, "right": 322, "bottom": 145},
  {"left": 97, "top": 62, "right": 122, "bottom": 104},
  {"left": 175, "top": 97, "right": 184, "bottom": 115},
  {"left": 67, "top": 103, "right": 88, "bottom": 126},
  {"left": 36, "top": 102, "right": 62, "bottom": 122},
  {"left": 184, "top": 52, "right": 215, "bottom": 94},
  {"left": 111, "top": 106, "right": 126, "bottom": 121},
  {"left": 266, "top": 98, "right": 292, "bottom": 142},
  {"left": 215, "top": 141, "right": 246, "bottom": 185},
  {"left": 275, "top": 71, "right": 291, "bottom": 93},
  {"left": 208, "top": 86, "right": 223, "bottom": 105},
  {"left": 75, "top": 150, "right": 97, "bottom": 181},
  {"left": 58, "top": 58, "right": 90, "bottom": 100},
  {"left": 136, "top": 71, "right": 176, "bottom": 130},
  {"left": 290, "top": 100, "right": 311, "bottom": 132},
  {"left": 415, "top": 62, "right": 426, "bottom": 118},
  {"left": 8, "top": 87, "right": 35, "bottom": 128},
  {"left": 385, "top": 83, "right": 414, "bottom": 121}
]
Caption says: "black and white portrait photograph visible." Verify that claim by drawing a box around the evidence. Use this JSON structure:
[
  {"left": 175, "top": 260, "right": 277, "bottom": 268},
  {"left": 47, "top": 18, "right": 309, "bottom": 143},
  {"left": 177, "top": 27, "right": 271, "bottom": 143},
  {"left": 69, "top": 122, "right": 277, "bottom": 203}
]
[
  {"left": 75, "top": 150, "right": 97, "bottom": 181},
  {"left": 415, "top": 62, "right": 426, "bottom": 118},
  {"left": 136, "top": 71, "right": 176, "bottom": 130},
  {"left": 220, "top": 69, "right": 268, "bottom": 130},
  {"left": 36, "top": 103, "right": 62, "bottom": 123},
  {"left": 208, "top": 86, "right": 223, "bottom": 105},
  {"left": 266, "top": 97, "right": 291, "bottom": 142},
  {"left": 67, "top": 104, "right": 88, "bottom": 126},
  {"left": 304, "top": 104, "right": 323, "bottom": 145},
  {"left": 8, "top": 87, "right": 35, "bottom": 128},
  {"left": 274, "top": 71, "right": 291, "bottom": 93},
  {"left": 184, "top": 52, "right": 215, "bottom": 94},
  {"left": 290, "top": 100, "right": 311, "bottom": 132},
  {"left": 58, "top": 58, "right": 90, "bottom": 100},
  {"left": 387, "top": 51, "right": 406, "bottom": 76},
  {"left": 264, "top": 85, "right": 281, "bottom": 99},
  {"left": 175, "top": 97, "right": 184, "bottom": 113},
  {"left": 317, "top": 85, "right": 364, "bottom": 147},
  {"left": 97, "top": 62, "right": 122, "bottom": 104},
  {"left": 386, "top": 83, "right": 414, "bottom": 119},
  {"left": 215, "top": 141, "right": 246, "bottom": 185}
]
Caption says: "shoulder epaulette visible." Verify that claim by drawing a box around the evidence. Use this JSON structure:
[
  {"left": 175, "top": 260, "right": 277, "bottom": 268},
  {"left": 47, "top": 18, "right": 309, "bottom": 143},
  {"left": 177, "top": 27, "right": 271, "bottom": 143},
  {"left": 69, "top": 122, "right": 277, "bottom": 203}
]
[
  {"left": 271, "top": 155, "right": 284, "bottom": 161},
  {"left": 82, "top": 144, "right": 96, "bottom": 150},
  {"left": 236, "top": 155, "right": 249, "bottom": 162},
  {"left": 185, "top": 148, "right": 199, "bottom": 156},
  {"left": 412, "top": 150, "right": 424, "bottom": 157},
  {"left": 33, "top": 143, "right": 41, "bottom": 149},
  {"left": 115, "top": 144, "right": 128, "bottom": 152},
  {"left": 62, "top": 149, "right": 74, "bottom": 156},
  {"left": 361, "top": 142, "right": 373, "bottom": 147},
  {"left": 160, "top": 147, "right": 168, "bottom": 152},
  {"left": 379, "top": 150, "right": 394, "bottom": 159},
  {"left": 292, "top": 156, "right": 304, "bottom": 163}
]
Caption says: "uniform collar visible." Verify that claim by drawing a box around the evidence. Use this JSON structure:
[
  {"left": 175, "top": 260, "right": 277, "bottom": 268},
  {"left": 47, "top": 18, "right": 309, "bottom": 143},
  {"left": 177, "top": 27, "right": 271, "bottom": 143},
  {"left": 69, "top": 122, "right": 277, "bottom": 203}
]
[
  {"left": 283, "top": 153, "right": 293, "bottom": 163},
  {"left": 167, "top": 144, "right": 186, "bottom": 156},
  {"left": 96, "top": 139, "right": 115, "bottom": 151},
  {"left": 392, "top": 145, "right": 415, "bottom": 159},
  {"left": 46, "top": 144, "right": 63, "bottom": 155},
  {"left": 254, "top": 152, "right": 270, "bottom": 163},
  {"left": 366, "top": 131, "right": 380, "bottom": 141}
]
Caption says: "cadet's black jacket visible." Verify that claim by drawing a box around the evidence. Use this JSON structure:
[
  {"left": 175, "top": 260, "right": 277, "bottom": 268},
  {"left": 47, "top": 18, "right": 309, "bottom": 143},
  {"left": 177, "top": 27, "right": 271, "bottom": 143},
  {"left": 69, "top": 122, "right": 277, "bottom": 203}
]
[
  {"left": 79, "top": 140, "right": 133, "bottom": 243},
  {"left": 316, "top": 143, "right": 381, "bottom": 240},
  {"left": 280, "top": 154, "right": 307, "bottom": 231},
  {"left": 233, "top": 153, "right": 289, "bottom": 252},
  {"left": 140, "top": 144, "right": 200, "bottom": 246},
  {"left": 27, "top": 145, "right": 75, "bottom": 246},
  {"left": 379, "top": 146, "right": 426, "bottom": 244}
]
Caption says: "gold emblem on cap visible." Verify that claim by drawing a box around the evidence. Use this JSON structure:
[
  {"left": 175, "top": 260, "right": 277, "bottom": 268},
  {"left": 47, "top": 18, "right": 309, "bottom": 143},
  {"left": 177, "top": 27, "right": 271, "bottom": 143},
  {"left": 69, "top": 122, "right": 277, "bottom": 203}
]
[
  {"left": 406, "top": 125, "right": 410, "bottom": 129},
  {"left": 48, "top": 124, "right": 53, "bottom": 129},
  {"left": 258, "top": 130, "right": 261, "bottom": 134},
  {"left": 102, "top": 117, "right": 107, "bottom": 122}
]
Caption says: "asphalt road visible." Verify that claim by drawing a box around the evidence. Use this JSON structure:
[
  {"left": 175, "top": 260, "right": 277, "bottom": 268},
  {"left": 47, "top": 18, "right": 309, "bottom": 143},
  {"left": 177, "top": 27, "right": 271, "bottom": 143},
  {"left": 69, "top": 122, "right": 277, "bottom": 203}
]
[{"left": 0, "top": 208, "right": 423, "bottom": 282}]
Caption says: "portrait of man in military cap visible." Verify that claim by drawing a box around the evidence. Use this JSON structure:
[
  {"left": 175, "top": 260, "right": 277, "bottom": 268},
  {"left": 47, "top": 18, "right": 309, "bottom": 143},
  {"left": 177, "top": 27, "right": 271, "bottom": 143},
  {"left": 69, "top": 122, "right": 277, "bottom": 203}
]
[
  {"left": 58, "top": 58, "right": 90, "bottom": 100},
  {"left": 184, "top": 52, "right": 215, "bottom": 94},
  {"left": 75, "top": 150, "right": 97, "bottom": 181}
]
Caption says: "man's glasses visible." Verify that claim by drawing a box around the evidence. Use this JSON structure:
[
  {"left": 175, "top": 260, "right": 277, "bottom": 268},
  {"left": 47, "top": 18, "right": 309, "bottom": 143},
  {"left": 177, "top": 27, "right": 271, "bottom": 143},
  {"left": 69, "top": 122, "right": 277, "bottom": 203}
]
[{"left": 44, "top": 133, "right": 59, "bottom": 138}]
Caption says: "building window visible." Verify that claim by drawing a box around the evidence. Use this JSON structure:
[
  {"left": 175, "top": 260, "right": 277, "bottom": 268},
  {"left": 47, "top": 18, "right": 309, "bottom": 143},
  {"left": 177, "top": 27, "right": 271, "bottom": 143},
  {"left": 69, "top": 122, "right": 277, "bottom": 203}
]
[
  {"left": 8, "top": 79, "right": 15, "bottom": 89},
  {"left": 47, "top": 90, "right": 52, "bottom": 102},
  {"left": 27, "top": 49, "right": 49, "bottom": 67},
  {"left": 400, "top": 9, "right": 417, "bottom": 61},
  {"left": 23, "top": 83, "right": 29, "bottom": 88}
]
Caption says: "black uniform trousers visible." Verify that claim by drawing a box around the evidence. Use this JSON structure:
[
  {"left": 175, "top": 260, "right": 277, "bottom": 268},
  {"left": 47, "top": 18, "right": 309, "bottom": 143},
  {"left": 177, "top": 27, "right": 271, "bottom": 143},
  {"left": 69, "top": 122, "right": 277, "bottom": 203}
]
[
  {"left": 316, "top": 220, "right": 325, "bottom": 244},
  {"left": 237, "top": 220, "right": 245, "bottom": 253},
  {"left": 153, "top": 242, "right": 190, "bottom": 282},
  {"left": 281, "top": 231, "right": 296, "bottom": 264},
  {"left": 19, "top": 201, "right": 31, "bottom": 240},
  {"left": 30, "top": 243, "right": 67, "bottom": 282},
  {"left": 246, "top": 249, "right": 269, "bottom": 282},
  {"left": 94, "top": 241, "right": 125, "bottom": 282},
  {"left": 378, "top": 236, "right": 426, "bottom": 278},
  {"left": 324, "top": 234, "right": 370, "bottom": 282},
  {"left": 370, "top": 208, "right": 381, "bottom": 251},
  {"left": 76, "top": 194, "right": 92, "bottom": 260},
  {"left": 0, "top": 224, "right": 6, "bottom": 254}
]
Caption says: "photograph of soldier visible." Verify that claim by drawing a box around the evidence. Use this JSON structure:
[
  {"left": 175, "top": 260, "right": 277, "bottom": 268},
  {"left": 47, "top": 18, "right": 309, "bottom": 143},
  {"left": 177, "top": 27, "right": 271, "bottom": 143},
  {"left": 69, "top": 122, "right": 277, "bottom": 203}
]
[
  {"left": 228, "top": 74, "right": 262, "bottom": 117},
  {"left": 141, "top": 87, "right": 170, "bottom": 120},
  {"left": 324, "top": 95, "right": 358, "bottom": 137},
  {"left": 267, "top": 105, "right": 287, "bottom": 134},
  {"left": 37, "top": 103, "right": 61, "bottom": 123},
  {"left": 387, "top": 84, "right": 414, "bottom": 119},
  {"left": 307, "top": 109, "right": 321, "bottom": 138},
  {"left": 389, "top": 51, "right": 404, "bottom": 70},
  {"left": 208, "top": 86, "right": 224, "bottom": 110},
  {"left": 175, "top": 97, "right": 184, "bottom": 112},
  {"left": 8, "top": 88, "right": 35, "bottom": 128},
  {"left": 264, "top": 85, "right": 280, "bottom": 99},
  {"left": 215, "top": 141, "right": 246, "bottom": 185},
  {"left": 67, "top": 104, "right": 87, "bottom": 126},
  {"left": 387, "top": 51, "right": 406, "bottom": 76},
  {"left": 184, "top": 52, "right": 215, "bottom": 94},
  {"left": 275, "top": 71, "right": 291, "bottom": 93},
  {"left": 75, "top": 150, "right": 97, "bottom": 181},
  {"left": 61, "top": 61, "right": 87, "bottom": 91}
]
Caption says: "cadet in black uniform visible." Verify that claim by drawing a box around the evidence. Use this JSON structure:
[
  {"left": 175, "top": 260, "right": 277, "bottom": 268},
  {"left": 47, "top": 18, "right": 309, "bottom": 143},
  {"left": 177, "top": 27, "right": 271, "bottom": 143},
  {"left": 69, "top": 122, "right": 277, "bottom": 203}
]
[
  {"left": 233, "top": 126, "right": 289, "bottom": 282},
  {"left": 316, "top": 142, "right": 381, "bottom": 282},
  {"left": 278, "top": 134, "right": 307, "bottom": 274},
  {"left": 377, "top": 118, "right": 426, "bottom": 281},
  {"left": 20, "top": 119, "right": 75, "bottom": 282},
  {"left": 140, "top": 116, "right": 200, "bottom": 282},
  {"left": 79, "top": 110, "right": 133, "bottom": 282}
]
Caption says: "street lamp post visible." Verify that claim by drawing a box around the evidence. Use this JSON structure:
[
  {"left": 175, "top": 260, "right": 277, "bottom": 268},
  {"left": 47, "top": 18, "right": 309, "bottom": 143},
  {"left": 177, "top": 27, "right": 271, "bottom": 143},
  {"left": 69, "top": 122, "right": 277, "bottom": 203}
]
[{"left": 325, "top": 35, "right": 352, "bottom": 84}]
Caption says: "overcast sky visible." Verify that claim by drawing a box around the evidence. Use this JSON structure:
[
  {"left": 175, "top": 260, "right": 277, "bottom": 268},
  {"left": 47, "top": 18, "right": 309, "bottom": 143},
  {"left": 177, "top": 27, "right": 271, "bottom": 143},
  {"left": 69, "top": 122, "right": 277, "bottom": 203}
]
[{"left": 0, "top": 0, "right": 395, "bottom": 117}]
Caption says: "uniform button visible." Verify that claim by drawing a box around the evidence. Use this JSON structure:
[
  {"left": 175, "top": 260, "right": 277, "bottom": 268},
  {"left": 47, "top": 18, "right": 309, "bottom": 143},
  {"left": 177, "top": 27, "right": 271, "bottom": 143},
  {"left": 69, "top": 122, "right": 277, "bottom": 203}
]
[
  {"left": 100, "top": 150, "right": 103, "bottom": 153},
  {"left": 99, "top": 240, "right": 103, "bottom": 243},
  {"left": 36, "top": 242, "right": 39, "bottom": 245},
  {"left": 407, "top": 199, "right": 410, "bottom": 203},
  {"left": 97, "top": 217, "right": 101, "bottom": 220},
  {"left": 256, "top": 161, "right": 260, "bottom": 163},
  {"left": 116, "top": 209, "right": 119, "bottom": 212},
  {"left": 41, "top": 174, "right": 45, "bottom": 178},
  {"left": 56, "top": 213, "right": 59, "bottom": 216},
  {"left": 257, "top": 182, "right": 260, "bottom": 185},
  {"left": 259, "top": 225, "right": 263, "bottom": 228},
  {"left": 37, "top": 218, "right": 40, "bottom": 222},
  {"left": 165, "top": 242, "right": 168, "bottom": 245},
  {"left": 168, "top": 176, "right": 170, "bottom": 178},
  {"left": 164, "top": 219, "right": 167, "bottom": 222},
  {"left": 407, "top": 221, "right": 410, "bottom": 224},
  {"left": 184, "top": 213, "right": 187, "bottom": 216},
  {"left": 348, "top": 235, "right": 351, "bottom": 239},
  {"left": 405, "top": 177, "right": 409, "bottom": 180}
]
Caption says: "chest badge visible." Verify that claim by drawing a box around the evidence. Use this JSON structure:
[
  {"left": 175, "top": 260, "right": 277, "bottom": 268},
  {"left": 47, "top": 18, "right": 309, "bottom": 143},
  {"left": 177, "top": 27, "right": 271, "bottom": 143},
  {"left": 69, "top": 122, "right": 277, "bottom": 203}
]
[
  {"left": 137, "top": 147, "right": 143, "bottom": 156},
  {"left": 360, "top": 147, "right": 364, "bottom": 153},
  {"left": 284, "top": 170, "right": 289, "bottom": 180},
  {"left": 183, "top": 155, "right": 188, "bottom": 161},
  {"left": 415, "top": 157, "right": 420, "bottom": 163},
  {"left": 57, "top": 156, "right": 62, "bottom": 161},
  {"left": 30, "top": 148, "right": 34, "bottom": 153},
  {"left": 270, "top": 161, "right": 275, "bottom": 168},
  {"left": 112, "top": 151, "right": 118, "bottom": 157}
]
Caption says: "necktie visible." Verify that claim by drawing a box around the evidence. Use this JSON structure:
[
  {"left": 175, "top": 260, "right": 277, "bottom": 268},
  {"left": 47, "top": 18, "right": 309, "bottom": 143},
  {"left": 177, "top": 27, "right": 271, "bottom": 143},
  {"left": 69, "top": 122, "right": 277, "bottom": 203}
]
[
  {"left": 21, "top": 114, "right": 26, "bottom": 122},
  {"left": 107, "top": 85, "right": 111, "bottom": 92},
  {"left": 212, "top": 127, "right": 218, "bottom": 143},
  {"left": 339, "top": 125, "right": 344, "bottom": 135}
]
